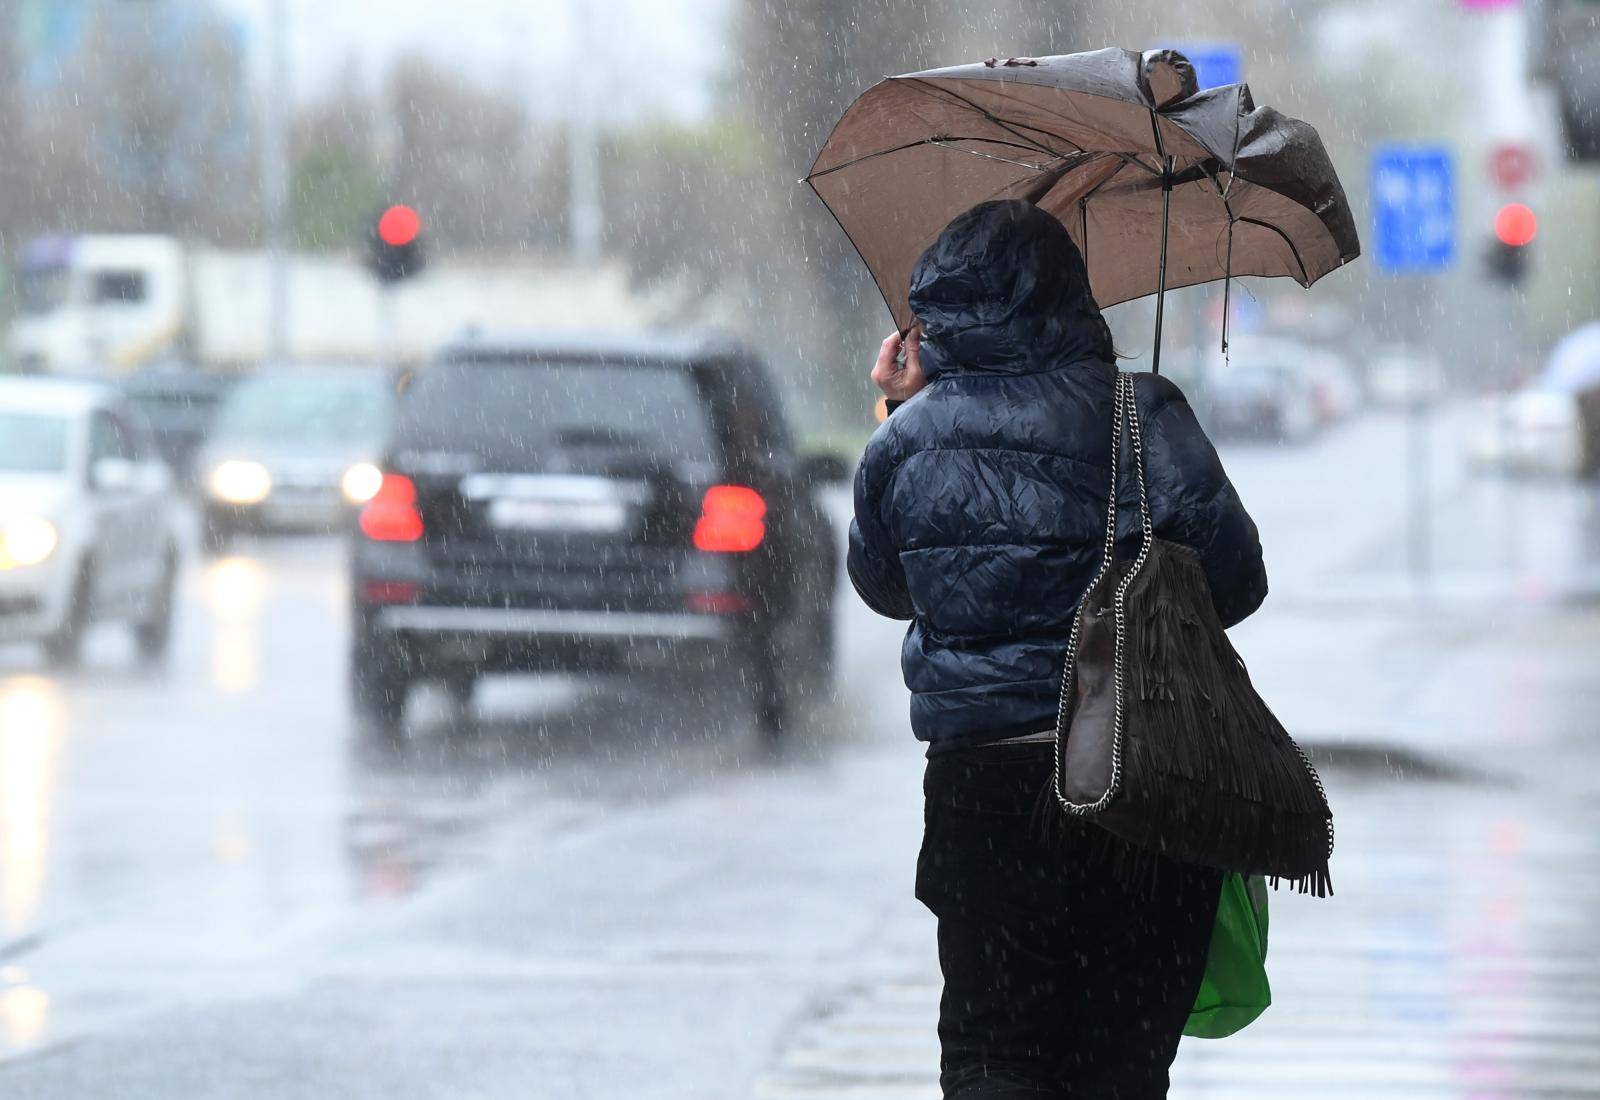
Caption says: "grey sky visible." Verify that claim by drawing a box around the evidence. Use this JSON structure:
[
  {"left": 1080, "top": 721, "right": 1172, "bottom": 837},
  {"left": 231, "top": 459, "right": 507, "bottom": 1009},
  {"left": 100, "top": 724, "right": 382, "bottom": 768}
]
[{"left": 215, "top": 0, "right": 730, "bottom": 123}]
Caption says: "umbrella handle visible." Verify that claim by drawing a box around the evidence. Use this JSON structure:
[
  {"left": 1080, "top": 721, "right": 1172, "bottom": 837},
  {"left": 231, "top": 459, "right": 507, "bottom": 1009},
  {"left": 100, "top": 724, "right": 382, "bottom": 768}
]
[{"left": 1152, "top": 157, "right": 1173, "bottom": 376}]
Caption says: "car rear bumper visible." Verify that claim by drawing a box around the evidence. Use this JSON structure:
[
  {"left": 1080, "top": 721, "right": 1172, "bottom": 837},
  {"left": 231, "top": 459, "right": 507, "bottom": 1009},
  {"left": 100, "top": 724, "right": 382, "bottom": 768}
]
[
  {"left": 366, "top": 603, "right": 738, "bottom": 674},
  {"left": 374, "top": 605, "right": 730, "bottom": 640}
]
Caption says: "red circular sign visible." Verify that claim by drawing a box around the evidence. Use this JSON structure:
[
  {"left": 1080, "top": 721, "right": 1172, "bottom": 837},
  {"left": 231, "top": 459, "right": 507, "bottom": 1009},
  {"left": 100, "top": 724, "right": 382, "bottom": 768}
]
[
  {"left": 1488, "top": 144, "right": 1537, "bottom": 191},
  {"left": 377, "top": 204, "right": 421, "bottom": 247},
  {"left": 1494, "top": 202, "right": 1537, "bottom": 247}
]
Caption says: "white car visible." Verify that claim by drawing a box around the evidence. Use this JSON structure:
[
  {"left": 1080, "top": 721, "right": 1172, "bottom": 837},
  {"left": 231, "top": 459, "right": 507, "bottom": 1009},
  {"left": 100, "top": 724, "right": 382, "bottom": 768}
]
[
  {"left": 1367, "top": 345, "right": 1447, "bottom": 409},
  {"left": 1468, "top": 387, "right": 1584, "bottom": 477},
  {"left": 0, "top": 376, "right": 180, "bottom": 665},
  {"left": 194, "top": 366, "right": 396, "bottom": 546}
]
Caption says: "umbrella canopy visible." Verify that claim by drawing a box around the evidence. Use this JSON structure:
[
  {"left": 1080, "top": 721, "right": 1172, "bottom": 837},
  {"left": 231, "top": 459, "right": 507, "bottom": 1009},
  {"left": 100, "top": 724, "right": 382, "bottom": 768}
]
[
  {"left": 806, "top": 48, "right": 1361, "bottom": 335},
  {"left": 1540, "top": 321, "right": 1600, "bottom": 394}
]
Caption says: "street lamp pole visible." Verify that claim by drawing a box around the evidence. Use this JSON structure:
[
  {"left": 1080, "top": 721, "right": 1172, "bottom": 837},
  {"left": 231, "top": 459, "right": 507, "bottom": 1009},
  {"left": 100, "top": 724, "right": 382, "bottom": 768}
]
[
  {"left": 567, "top": 0, "right": 602, "bottom": 265},
  {"left": 263, "top": 0, "right": 291, "bottom": 364}
]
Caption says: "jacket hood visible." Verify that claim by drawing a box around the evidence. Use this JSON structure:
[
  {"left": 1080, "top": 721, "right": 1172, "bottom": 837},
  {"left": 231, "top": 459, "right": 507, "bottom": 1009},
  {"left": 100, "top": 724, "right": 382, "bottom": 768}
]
[{"left": 908, "top": 199, "right": 1113, "bottom": 379}]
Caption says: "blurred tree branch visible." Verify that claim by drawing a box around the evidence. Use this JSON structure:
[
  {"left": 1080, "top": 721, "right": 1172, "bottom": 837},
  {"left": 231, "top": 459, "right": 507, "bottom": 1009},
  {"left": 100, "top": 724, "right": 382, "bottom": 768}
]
[
  {"left": 384, "top": 54, "right": 564, "bottom": 254},
  {"left": 29, "top": 4, "right": 258, "bottom": 243}
]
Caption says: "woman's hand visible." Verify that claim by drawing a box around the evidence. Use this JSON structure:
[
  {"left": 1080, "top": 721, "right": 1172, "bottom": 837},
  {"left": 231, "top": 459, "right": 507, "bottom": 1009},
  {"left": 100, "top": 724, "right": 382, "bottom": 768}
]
[{"left": 871, "top": 328, "right": 927, "bottom": 402}]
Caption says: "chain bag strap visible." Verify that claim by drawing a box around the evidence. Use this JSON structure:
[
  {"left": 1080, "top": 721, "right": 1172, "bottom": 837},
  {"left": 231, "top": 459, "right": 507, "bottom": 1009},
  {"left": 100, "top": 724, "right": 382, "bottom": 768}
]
[{"left": 1051, "top": 371, "right": 1149, "bottom": 815}]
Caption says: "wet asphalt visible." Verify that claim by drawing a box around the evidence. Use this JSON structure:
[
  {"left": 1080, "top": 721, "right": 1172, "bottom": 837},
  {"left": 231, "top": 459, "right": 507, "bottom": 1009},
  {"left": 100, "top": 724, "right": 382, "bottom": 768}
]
[{"left": 2, "top": 405, "right": 1599, "bottom": 1097}]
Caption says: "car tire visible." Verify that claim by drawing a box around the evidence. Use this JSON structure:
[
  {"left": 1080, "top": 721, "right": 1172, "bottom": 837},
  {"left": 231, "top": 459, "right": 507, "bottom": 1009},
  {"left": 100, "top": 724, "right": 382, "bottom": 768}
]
[
  {"left": 134, "top": 548, "right": 179, "bottom": 664},
  {"left": 747, "top": 630, "right": 788, "bottom": 745},
  {"left": 809, "top": 594, "right": 836, "bottom": 694},
  {"left": 351, "top": 632, "right": 411, "bottom": 734},
  {"left": 44, "top": 560, "right": 93, "bottom": 669},
  {"left": 442, "top": 672, "right": 476, "bottom": 712}
]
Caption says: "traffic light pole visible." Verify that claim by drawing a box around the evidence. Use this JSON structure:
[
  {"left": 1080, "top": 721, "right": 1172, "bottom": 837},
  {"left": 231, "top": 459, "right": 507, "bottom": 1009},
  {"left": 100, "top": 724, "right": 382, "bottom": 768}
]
[
  {"left": 1398, "top": 273, "right": 1433, "bottom": 598},
  {"left": 378, "top": 284, "right": 398, "bottom": 368},
  {"left": 1406, "top": 362, "right": 1432, "bottom": 595}
]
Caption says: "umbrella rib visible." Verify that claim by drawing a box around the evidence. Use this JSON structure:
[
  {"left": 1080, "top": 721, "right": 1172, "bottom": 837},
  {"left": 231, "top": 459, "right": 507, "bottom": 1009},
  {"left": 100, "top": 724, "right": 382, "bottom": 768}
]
[
  {"left": 1114, "top": 153, "right": 1162, "bottom": 178},
  {"left": 899, "top": 78, "right": 1079, "bottom": 158},
  {"left": 1081, "top": 158, "right": 1129, "bottom": 202},
  {"left": 932, "top": 141, "right": 1090, "bottom": 172},
  {"left": 894, "top": 80, "right": 1180, "bottom": 181},
  {"left": 1236, "top": 216, "right": 1310, "bottom": 283},
  {"left": 806, "top": 136, "right": 1073, "bottom": 180}
]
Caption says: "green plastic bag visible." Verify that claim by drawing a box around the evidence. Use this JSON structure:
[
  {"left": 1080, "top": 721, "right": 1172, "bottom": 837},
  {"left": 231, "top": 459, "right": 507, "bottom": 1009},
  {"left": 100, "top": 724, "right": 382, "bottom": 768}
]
[{"left": 1185, "top": 872, "right": 1271, "bottom": 1038}]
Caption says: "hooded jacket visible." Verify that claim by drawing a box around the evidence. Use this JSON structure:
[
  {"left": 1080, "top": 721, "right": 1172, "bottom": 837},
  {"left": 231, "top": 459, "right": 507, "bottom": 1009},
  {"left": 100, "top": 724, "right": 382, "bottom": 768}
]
[{"left": 849, "top": 200, "right": 1267, "bottom": 754}]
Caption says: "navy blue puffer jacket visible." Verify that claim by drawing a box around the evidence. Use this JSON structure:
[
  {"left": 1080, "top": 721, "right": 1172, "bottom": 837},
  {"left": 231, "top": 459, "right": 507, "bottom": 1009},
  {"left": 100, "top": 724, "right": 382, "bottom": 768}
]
[{"left": 849, "top": 200, "right": 1267, "bottom": 754}]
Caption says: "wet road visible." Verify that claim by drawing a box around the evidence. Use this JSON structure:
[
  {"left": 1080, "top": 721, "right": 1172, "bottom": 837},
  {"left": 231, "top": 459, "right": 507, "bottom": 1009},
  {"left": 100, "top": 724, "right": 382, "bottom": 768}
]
[{"left": 3, "top": 406, "right": 1600, "bottom": 1096}]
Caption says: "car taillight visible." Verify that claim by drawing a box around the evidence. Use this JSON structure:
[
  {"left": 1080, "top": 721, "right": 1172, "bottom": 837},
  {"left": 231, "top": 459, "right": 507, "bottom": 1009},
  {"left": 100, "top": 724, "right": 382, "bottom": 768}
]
[
  {"left": 360, "top": 580, "right": 419, "bottom": 604},
  {"left": 359, "top": 473, "right": 424, "bottom": 542},
  {"left": 693, "top": 485, "right": 766, "bottom": 552},
  {"left": 684, "top": 590, "right": 752, "bottom": 614}
]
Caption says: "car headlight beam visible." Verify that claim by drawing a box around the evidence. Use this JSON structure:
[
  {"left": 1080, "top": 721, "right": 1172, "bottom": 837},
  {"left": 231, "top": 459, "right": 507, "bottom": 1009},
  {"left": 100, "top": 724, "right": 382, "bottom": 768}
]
[
  {"left": 341, "top": 462, "right": 384, "bottom": 504},
  {"left": 210, "top": 460, "right": 272, "bottom": 505},
  {"left": 0, "top": 517, "right": 58, "bottom": 569}
]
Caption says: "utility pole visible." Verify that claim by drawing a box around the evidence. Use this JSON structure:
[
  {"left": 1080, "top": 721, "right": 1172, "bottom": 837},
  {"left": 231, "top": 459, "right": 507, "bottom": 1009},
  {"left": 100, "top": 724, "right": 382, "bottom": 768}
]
[
  {"left": 262, "top": 0, "right": 290, "bottom": 363},
  {"left": 567, "top": 0, "right": 602, "bottom": 264}
]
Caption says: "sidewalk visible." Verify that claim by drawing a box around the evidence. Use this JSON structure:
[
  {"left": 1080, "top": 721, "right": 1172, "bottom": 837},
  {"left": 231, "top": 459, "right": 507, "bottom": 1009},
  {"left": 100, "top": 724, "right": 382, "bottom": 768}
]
[{"left": 755, "top": 462, "right": 1600, "bottom": 1098}]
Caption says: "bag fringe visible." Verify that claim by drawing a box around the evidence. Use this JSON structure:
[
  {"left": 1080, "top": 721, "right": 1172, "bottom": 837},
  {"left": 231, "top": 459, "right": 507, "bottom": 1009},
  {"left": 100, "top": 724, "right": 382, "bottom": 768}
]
[{"left": 1043, "top": 540, "right": 1332, "bottom": 897}]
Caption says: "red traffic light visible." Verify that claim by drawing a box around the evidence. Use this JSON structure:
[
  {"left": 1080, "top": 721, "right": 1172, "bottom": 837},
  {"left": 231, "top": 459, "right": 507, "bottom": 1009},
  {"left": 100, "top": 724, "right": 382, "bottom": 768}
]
[
  {"left": 377, "top": 204, "right": 421, "bottom": 248},
  {"left": 1493, "top": 202, "right": 1537, "bottom": 247}
]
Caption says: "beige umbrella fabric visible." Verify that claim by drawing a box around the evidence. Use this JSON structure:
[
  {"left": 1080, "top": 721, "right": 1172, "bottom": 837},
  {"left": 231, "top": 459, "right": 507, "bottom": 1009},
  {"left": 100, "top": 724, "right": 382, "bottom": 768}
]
[{"left": 806, "top": 48, "right": 1361, "bottom": 338}]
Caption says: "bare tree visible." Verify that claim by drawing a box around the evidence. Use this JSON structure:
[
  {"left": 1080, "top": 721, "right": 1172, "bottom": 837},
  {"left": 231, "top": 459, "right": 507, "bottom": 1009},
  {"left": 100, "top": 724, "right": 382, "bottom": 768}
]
[
  {"left": 384, "top": 55, "right": 563, "bottom": 254},
  {"left": 34, "top": 4, "right": 259, "bottom": 243},
  {"left": 726, "top": 0, "right": 1093, "bottom": 426},
  {"left": 0, "top": 0, "right": 30, "bottom": 251}
]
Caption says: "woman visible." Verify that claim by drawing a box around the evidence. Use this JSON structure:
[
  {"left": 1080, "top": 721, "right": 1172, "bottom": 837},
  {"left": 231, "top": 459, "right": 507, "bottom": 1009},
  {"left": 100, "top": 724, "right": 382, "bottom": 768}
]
[{"left": 849, "top": 200, "right": 1268, "bottom": 1099}]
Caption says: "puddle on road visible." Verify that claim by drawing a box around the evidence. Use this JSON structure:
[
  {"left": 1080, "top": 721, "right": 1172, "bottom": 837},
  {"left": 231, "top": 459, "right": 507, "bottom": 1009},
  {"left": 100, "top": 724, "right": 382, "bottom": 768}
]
[
  {"left": 1307, "top": 740, "right": 1504, "bottom": 785},
  {"left": 337, "top": 664, "right": 832, "bottom": 904},
  {"left": 0, "top": 679, "right": 61, "bottom": 948}
]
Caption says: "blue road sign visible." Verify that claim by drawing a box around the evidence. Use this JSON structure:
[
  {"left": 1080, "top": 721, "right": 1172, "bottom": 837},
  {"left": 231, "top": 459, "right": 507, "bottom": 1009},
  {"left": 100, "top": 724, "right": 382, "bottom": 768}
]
[
  {"left": 1174, "top": 43, "right": 1241, "bottom": 90},
  {"left": 1371, "top": 145, "right": 1455, "bottom": 274}
]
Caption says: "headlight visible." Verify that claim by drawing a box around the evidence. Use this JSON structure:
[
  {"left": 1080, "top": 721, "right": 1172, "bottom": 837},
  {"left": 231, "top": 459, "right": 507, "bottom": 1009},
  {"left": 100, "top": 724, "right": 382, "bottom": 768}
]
[
  {"left": 209, "top": 457, "right": 272, "bottom": 505},
  {"left": 341, "top": 462, "right": 384, "bottom": 504},
  {"left": 0, "top": 517, "right": 58, "bottom": 569},
  {"left": 210, "top": 460, "right": 272, "bottom": 505}
]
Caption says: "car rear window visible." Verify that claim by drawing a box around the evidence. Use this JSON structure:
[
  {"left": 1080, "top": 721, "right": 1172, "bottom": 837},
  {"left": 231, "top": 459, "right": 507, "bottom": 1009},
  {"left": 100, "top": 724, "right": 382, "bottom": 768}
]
[
  {"left": 0, "top": 411, "right": 69, "bottom": 472},
  {"left": 397, "top": 359, "right": 718, "bottom": 467},
  {"left": 215, "top": 373, "right": 392, "bottom": 445}
]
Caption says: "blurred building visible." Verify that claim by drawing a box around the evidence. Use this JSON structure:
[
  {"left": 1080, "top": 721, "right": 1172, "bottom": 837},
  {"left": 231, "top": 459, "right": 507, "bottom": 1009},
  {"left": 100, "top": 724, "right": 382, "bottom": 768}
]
[{"left": 17, "top": 0, "right": 91, "bottom": 89}]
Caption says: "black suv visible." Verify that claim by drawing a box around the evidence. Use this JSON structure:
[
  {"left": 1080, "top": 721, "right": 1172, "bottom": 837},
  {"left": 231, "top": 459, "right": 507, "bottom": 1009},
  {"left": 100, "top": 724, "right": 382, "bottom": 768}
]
[{"left": 349, "top": 332, "right": 840, "bottom": 740}]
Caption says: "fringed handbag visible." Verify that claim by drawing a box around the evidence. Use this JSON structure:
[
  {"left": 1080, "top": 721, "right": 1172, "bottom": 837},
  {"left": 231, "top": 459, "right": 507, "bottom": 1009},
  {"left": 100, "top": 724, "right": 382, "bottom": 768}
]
[{"left": 1047, "top": 372, "right": 1333, "bottom": 895}]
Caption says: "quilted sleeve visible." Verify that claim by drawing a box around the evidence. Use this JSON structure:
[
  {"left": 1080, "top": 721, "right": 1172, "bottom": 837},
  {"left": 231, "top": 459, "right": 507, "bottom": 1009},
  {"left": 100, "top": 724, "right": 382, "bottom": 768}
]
[
  {"left": 847, "top": 431, "right": 916, "bottom": 621},
  {"left": 1141, "top": 387, "right": 1268, "bottom": 628}
]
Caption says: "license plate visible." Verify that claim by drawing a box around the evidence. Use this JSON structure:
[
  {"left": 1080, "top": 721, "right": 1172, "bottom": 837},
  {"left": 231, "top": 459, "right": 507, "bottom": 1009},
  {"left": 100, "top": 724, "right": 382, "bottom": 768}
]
[
  {"left": 486, "top": 497, "right": 629, "bottom": 533},
  {"left": 264, "top": 492, "right": 341, "bottom": 526}
]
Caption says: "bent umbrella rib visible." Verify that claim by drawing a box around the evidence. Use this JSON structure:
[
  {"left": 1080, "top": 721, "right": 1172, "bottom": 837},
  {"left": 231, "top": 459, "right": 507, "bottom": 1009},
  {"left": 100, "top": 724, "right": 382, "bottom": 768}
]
[
  {"left": 806, "top": 136, "right": 1080, "bottom": 181},
  {"left": 898, "top": 78, "right": 1081, "bottom": 158},
  {"left": 1235, "top": 216, "right": 1310, "bottom": 284}
]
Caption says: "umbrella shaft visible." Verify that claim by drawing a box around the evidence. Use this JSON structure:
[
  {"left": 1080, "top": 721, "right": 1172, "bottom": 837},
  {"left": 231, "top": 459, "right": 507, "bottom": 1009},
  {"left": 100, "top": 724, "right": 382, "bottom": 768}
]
[{"left": 1152, "top": 158, "right": 1173, "bottom": 376}]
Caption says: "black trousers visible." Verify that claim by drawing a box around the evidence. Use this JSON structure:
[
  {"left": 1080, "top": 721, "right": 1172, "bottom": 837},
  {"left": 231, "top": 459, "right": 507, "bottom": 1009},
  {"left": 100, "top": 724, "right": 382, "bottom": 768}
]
[{"left": 916, "top": 742, "right": 1222, "bottom": 1099}]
